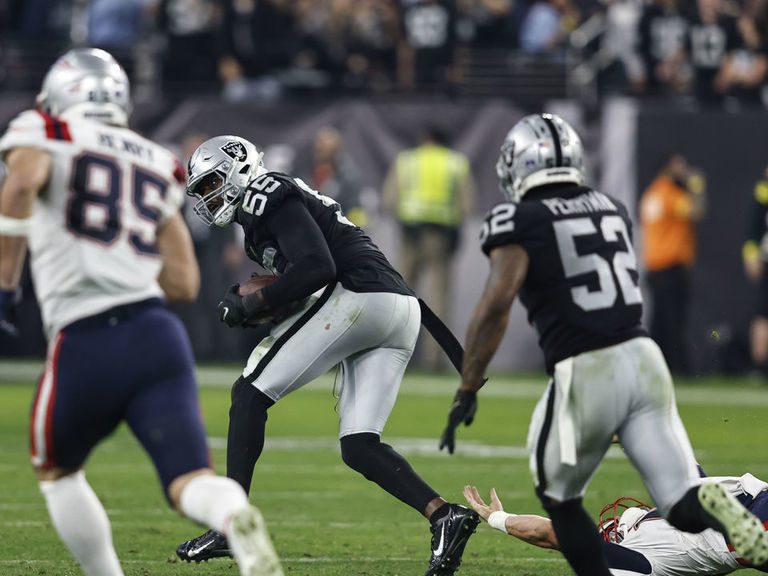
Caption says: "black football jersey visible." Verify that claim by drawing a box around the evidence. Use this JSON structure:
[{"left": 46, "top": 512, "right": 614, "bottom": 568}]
[
  {"left": 481, "top": 184, "right": 646, "bottom": 373},
  {"left": 235, "top": 172, "right": 413, "bottom": 297}
]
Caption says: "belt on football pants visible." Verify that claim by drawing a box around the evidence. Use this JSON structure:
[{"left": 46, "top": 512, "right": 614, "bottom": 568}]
[
  {"left": 63, "top": 298, "right": 165, "bottom": 332},
  {"left": 418, "top": 298, "right": 465, "bottom": 376}
]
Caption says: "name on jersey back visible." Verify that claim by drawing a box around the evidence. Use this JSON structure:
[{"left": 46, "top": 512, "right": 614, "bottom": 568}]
[
  {"left": 541, "top": 191, "right": 617, "bottom": 216},
  {"left": 98, "top": 131, "right": 155, "bottom": 162}
]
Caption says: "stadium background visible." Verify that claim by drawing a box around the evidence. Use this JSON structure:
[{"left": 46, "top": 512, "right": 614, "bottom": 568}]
[{"left": 1, "top": 0, "right": 768, "bottom": 376}]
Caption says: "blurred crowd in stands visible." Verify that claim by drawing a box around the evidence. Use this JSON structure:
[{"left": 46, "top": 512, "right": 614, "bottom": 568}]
[{"left": 1, "top": 0, "right": 768, "bottom": 105}]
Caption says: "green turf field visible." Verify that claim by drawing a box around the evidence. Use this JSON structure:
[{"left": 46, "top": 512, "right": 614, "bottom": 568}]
[{"left": 1, "top": 362, "right": 767, "bottom": 575}]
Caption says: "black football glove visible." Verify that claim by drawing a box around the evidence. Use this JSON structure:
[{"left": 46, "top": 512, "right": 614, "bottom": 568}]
[
  {"left": 0, "top": 288, "right": 20, "bottom": 338},
  {"left": 439, "top": 388, "right": 478, "bottom": 454},
  {"left": 218, "top": 285, "right": 248, "bottom": 327}
]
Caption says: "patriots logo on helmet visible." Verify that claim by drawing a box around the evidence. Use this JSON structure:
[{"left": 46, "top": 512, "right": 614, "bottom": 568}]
[{"left": 220, "top": 141, "right": 248, "bottom": 162}]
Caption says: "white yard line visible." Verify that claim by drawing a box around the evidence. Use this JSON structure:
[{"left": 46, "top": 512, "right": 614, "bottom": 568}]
[
  {"left": 206, "top": 435, "right": 627, "bottom": 459},
  {"left": 0, "top": 556, "right": 566, "bottom": 564},
  {"left": 3, "top": 360, "right": 767, "bottom": 405}
]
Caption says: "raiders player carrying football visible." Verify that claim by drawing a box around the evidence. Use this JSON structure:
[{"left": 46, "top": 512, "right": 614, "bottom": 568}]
[
  {"left": 179, "top": 135, "right": 479, "bottom": 576},
  {"left": 439, "top": 113, "right": 768, "bottom": 575}
]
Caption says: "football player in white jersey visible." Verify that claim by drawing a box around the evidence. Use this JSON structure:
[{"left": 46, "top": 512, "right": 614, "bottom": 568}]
[
  {"left": 463, "top": 473, "right": 768, "bottom": 575},
  {"left": 0, "top": 48, "right": 281, "bottom": 576}
]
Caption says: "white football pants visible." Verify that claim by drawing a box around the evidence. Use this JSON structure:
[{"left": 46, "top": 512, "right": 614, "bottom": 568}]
[
  {"left": 242, "top": 284, "right": 420, "bottom": 438},
  {"left": 527, "top": 336, "right": 701, "bottom": 515}
]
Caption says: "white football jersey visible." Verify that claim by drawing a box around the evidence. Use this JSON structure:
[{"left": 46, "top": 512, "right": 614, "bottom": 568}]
[
  {"left": 620, "top": 513, "right": 739, "bottom": 575},
  {"left": 0, "top": 109, "right": 185, "bottom": 337},
  {"left": 617, "top": 474, "right": 767, "bottom": 575}
]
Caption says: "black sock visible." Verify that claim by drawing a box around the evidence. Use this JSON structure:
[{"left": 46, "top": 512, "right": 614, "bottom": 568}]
[
  {"left": 340, "top": 433, "right": 439, "bottom": 513},
  {"left": 666, "top": 486, "right": 710, "bottom": 533},
  {"left": 226, "top": 377, "right": 274, "bottom": 494},
  {"left": 545, "top": 498, "right": 612, "bottom": 576}
]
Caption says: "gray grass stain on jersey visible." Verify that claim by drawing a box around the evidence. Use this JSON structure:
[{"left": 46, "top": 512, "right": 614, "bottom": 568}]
[{"left": 97, "top": 132, "right": 155, "bottom": 162}]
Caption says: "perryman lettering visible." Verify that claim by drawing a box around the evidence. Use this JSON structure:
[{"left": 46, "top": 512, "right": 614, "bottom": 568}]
[{"left": 541, "top": 190, "right": 617, "bottom": 216}]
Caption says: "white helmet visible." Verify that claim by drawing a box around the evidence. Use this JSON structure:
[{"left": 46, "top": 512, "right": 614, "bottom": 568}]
[
  {"left": 36, "top": 48, "right": 131, "bottom": 126},
  {"left": 186, "top": 135, "right": 267, "bottom": 227},
  {"left": 496, "top": 113, "right": 584, "bottom": 203}
]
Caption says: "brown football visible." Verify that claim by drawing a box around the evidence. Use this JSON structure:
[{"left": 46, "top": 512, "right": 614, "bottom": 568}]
[
  {"left": 237, "top": 274, "right": 279, "bottom": 296},
  {"left": 237, "top": 275, "right": 288, "bottom": 325}
]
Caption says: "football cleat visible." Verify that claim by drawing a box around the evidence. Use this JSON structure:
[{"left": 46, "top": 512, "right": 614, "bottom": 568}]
[
  {"left": 425, "top": 504, "right": 480, "bottom": 576},
  {"left": 228, "top": 506, "right": 284, "bottom": 576},
  {"left": 176, "top": 529, "right": 231, "bottom": 562},
  {"left": 698, "top": 482, "right": 768, "bottom": 566}
]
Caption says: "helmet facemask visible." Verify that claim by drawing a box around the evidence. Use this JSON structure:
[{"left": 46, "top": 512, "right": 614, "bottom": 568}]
[
  {"left": 597, "top": 497, "right": 651, "bottom": 543},
  {"left": 185, "top": 136, "right": 266, "bottom": 227},
  {"left": 187, "top": 162, "right": 243, "bottom": 227},
  {"left": 496, "top": 139, "right": 522, "bottom": 203}
]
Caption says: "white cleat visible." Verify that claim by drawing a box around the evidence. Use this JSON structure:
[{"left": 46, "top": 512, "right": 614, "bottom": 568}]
[
  {"left": 228, "top": 506, "right": 284, "bottom": 576},
  {"left": 699, "top": 482, "right": 768, "bottom": 567}
]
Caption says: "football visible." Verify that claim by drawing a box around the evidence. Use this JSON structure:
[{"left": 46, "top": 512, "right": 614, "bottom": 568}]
[
  {"left": 236, "top": 275, "right": 290, "bottom": 325},
  {"left": 237, "top": 274, "right": 279, "bottom": 296}
]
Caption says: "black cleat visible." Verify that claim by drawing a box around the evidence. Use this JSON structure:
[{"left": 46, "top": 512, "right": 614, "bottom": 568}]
[
  {"left": 176, "top": 529, "right": 232, "bottom": 563},
  {"left": 425, "top": 504, "right": 480, "bottom": 576}
]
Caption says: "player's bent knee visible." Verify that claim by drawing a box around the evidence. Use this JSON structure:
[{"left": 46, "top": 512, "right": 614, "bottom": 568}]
[
  {"left": 340, "top": 433, "right": 380, "bottom": 478},
  {"left": 167, "top": 468, "right": 215, "bottom": 511},
  {"left": 231, "top": 377, "right": 274, "bottom": 415}
]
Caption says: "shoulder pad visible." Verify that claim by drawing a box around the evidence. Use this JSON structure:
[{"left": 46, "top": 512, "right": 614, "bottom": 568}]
[
  {"left": 0, "top": 110, "right": 65, "bottom": 154},
  {"left": 240, "top": 172, "right": 301, "bottom": 221},
  {"left": 480, "top": 202, "right": 521, "bottom": 255}
]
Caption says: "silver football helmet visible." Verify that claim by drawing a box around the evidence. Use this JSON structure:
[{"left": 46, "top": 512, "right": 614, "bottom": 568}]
[
  {"left": 186, "top": 135, "right": 267, "bottom": 227},
  {"left": 36, "top": 48, "right": 131, "bottom": 126},
  {"left": 496, "top": 113, "right": 584, "bottom": 203}
]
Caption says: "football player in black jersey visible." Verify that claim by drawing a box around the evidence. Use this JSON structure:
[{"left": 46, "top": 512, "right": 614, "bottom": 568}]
[
  {"left": 439, "top": 114, "right": 768, "bottom": 575},
  {"left": 176, "top": 135, "right": 479, "bottom": 576}
]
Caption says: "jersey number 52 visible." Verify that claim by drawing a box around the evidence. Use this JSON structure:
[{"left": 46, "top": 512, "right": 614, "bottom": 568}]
[{"left": 554, "top": 215, "right": 642, "bottom": 311}]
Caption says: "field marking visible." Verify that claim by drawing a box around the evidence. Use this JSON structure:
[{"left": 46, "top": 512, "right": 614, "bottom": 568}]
[
  {"left": 3, "top": 360, "right": 767, "bottom": 406},
  {"left": 207, "top": 435, "right": 627, "bottom": 460},
  {"left": 0, "top": 556, "right": 566, "bottom": 565}
]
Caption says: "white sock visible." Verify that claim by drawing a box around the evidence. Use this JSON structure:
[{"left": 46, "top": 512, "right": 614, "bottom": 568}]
[
  {"left": 39, "top": 471, "right": 124, "bottom": 576},
  {"left": 180, "top": 475, "right": 250, "bottom": 534}
]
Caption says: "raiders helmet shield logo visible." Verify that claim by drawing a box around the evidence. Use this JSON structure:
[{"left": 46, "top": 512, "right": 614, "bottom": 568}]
[{"left": 220, "top": 141, "right": 248, "bottom": 161}]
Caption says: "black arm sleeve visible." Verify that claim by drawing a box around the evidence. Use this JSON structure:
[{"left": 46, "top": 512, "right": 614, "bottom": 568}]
[{"left": 258, "top": 197, "right": 336, "bottom": 309}]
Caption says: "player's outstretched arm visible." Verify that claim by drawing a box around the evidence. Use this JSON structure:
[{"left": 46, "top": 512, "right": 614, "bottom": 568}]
[
  {"left": 440, "top": 244, "right": 528, "bottom": 453},
  {"left": 157, "top": 212, "right": 200, "bottom": 302},
  {"left": 463, "top": 485, "right": 559, "bottom": 550},
  {"left": 462, "top": 244, "right": 528, "bottom": 390}
]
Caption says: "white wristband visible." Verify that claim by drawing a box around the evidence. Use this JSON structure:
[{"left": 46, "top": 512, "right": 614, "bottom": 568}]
[
  {"left": 0, "top": 214, "right": 33, "bottom": 236},
  {"left": 488, "top": 511, "right": 514, "bottom": 533}
]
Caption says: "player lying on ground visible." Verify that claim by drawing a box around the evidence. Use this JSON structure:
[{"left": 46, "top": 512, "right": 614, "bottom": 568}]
[
  {"left": 464, "top": 473, "right": 768, "bottom": 575},
  {"left": 0, "top": 48, "right": 281, "bottom": 576},
  {"left": 440, "top": 113, "right": 768, "bottom": 576},
  {"left": 177, "top": 135, "right": 478, "bottom": 576}
]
